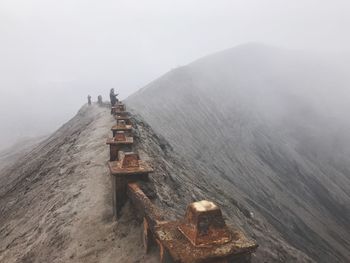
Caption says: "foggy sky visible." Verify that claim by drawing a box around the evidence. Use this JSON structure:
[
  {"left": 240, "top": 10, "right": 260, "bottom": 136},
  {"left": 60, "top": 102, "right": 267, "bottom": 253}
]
[{"left": 1, "top": 0, "right": 350, "bottom": 149}]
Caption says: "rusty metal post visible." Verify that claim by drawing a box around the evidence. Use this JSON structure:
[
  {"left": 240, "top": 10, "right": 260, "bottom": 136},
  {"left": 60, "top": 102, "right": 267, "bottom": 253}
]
[
  {"left": 126, "top": 185, "right": 258, "bottom": 262},
  {"left": 105, "top": 102, "right": 258, "bottom": 261},
  {"left": 153, "top": 200, "right": 258, "bottom": 262},
  {"left": 127, "top": 183, "right": 164, "bottom": 228},
  {"left": 111, "top": 120, "right": 132, "bottom": 137},
  {"left": 115, "top": 114, "right": 132, "bottom": 125},
  {"left": 178, "top": 200, "right": 231, "bottom": 247},
  {"left": 116, "top": 103, "right": 126, "bottom": 111},
  {"left": 111, "top": 103, "right": 127, "bottom": 116},
  {"left": 111, "top": 176, "right": 127, "bottom": 218},
  {"left": 108, "top": 153, "right": 153, "bottom": 219},
  {"left": 106, "top": 131, "right": 133, "bottom": 161}
]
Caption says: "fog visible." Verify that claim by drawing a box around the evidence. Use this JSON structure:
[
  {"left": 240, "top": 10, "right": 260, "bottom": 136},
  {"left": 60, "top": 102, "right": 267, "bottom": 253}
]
[
  {"left": 1, "top": 0, "right": 350, "bottom": 150},
  {"left": 127, "top": 42, "right": 350, "bottom": 263}
]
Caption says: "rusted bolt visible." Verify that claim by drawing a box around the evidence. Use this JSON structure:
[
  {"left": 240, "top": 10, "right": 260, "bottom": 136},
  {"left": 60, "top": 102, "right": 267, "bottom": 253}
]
[
  {"left": 111, "top": 122, "right": 132, "bottom": 137},
  {"left": 153, "top": 200, "right": 258, "bottom": 262},
  {"left": 118, "top": 120, "right": 126, "bottom": 126},
  {"left": 121, "top": 152, "right": 140, "bottom": 168},
  {"left": 116, "top": 104, "right": 126, "bottom": 111},
  {"left": 108, "top": 154, "right": 153, "bottom": 219},
  {"left": 106, "top": 131, "right": 133, "bottom": 161},
  {"left": 178, "top": 200, "right": 231, "bottom": 247},
  {"left": 115, "top": 131, "right": 127, "bottom": 141},
  {"left": 115, "top": 115, "right": 131, "bottom": 124}
]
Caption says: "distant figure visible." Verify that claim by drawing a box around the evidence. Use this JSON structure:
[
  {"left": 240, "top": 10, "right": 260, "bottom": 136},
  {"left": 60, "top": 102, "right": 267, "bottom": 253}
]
[
  {"left": 97, "top": 95, "right": 103, "bottom": 106},
  {"left": 87, "top": 95, "right": 92, "bottom": 105},
  {"left": 110, "top": 88, "right": 119, "bottom": 107}
]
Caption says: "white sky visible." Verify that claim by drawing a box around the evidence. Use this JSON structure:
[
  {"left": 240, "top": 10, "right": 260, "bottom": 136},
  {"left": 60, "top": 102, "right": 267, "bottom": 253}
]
[{"left": 0, "top": 0, "right": 350, "bottom": 148}]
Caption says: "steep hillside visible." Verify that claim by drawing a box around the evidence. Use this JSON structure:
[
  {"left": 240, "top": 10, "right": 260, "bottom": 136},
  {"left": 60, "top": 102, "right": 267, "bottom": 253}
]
[
  {"left": 0, "top": 105, "right": 163, "bottom": 263},
  {"left": 1, "top": 44, "right": 349, "bottom": 263},
  {"left": 0, "top": 104, "right": 310, "bottom": 263},
  {"left": 127, "top": 44, "right": 350, "bottom": 262}
]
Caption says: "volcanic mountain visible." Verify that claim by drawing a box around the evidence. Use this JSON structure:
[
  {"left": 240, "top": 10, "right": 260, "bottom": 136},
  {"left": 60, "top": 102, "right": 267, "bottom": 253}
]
[
  {"left": 0, "top": 44, "right": 349, "bottom": 263},
  {"left": 127, "top": 44, "right": 350, "bottom": 262}
]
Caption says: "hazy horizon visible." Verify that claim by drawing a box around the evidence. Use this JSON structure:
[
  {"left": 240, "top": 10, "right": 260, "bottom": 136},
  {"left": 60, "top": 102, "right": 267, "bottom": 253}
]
[{"left": 1, "top": 0, "right": 350, "bottom": 150}]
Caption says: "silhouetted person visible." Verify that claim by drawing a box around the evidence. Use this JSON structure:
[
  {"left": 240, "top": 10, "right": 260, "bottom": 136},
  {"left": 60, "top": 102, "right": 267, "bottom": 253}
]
[
  {"left": 87, "top": 95, "right": 92, "bottom": 105},
  {"left": 97, "top": 95, "right": 103, "bottom": 106},
  {"left": 110, "top": 88, "right": 119, "bottom": 106}
]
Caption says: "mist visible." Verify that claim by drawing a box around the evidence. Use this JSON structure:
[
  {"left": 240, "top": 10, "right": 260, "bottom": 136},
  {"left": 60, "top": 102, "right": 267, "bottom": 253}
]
[
  {"left": 1, "top": 0, "right": 350, "bottom": 150},
  {"left": 126, "top": 43, "right": 350, "bottom": 262}
]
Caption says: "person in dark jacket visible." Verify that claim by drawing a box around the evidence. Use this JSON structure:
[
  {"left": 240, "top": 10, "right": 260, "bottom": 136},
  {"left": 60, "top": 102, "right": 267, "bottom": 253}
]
[
  {"left": 87, "top": 95, "right": 92, "bottom": 105},
  {"left": 109, "top": 88, "right": 119, "bottom": 106}
]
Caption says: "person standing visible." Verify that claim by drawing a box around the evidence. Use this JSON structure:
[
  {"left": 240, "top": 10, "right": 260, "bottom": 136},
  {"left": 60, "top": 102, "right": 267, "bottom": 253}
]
[
  {"left": 87, "top": 95, "right": 92, "bottom": 105},
  {"left": 110, "top": 88, "right": 119, "bottom": 106},
  {"left": 110, "top": 89, "right": 119, "bottom": 116},
  {"left": 97, "top": 95, "right": 103, "bottom": 106}
]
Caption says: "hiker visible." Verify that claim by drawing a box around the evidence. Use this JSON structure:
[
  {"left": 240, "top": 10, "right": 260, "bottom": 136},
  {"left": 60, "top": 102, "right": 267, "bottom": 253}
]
[
  {"left": 87, "top": 95, "right": 92, "bottom": 105},
  {"left": 110, "top": 89, "right": 119, "bottom": 107},
  {"left": 97, "top": 95, "right": 103, "bottom": 106}
]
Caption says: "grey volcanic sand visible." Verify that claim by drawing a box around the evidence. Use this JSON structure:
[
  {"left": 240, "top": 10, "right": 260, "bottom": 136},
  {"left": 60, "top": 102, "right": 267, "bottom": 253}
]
[
  {"left": 127, "top": 44, "right": 350, "bottom": 262},
  {"left": 0, "top": 104, "right": 308, "bottom": 263},
  {"left": 0, "top": 105, "right": 159, "bottom": 263}
]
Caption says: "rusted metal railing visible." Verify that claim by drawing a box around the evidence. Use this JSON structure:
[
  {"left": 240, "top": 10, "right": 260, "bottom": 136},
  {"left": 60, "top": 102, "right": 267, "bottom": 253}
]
[
  {"left": 114, "top": 114, "right": 132, "bottom": 124},
  {"left": 106, "top": 131, "right": 133, "bottom": 161},
  {"left": 127, "top": 183, "right": 258, "bottom": 263},
  {"left": 106, "top": 101, "right": 258, "bottom": 262},
  {"left": 111, "top": 120, "right": 133, "bottom": 137},
  {"left": 111, "top": 102, "right": 127, "bottom": 115},
  {"left": 108, "top": 152, "right": 153, "bottom": 218}
]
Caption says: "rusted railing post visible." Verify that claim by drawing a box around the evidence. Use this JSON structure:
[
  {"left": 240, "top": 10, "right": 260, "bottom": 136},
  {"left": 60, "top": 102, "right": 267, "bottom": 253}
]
[
  {"left": 111, "top": 120, "right": 133, "bottom": 137},
  {"left": 111, "top": 102, "right": 127, "bottom": 115},
  {"left": 106, "top": 131, "right": 133, "bottom": 161},
  {"left": 126, "top": 183, "right": 258, "bottom": 263},
  {"left": 108, "top": 152, "right": 153, "bottom": 219},
  {"left": 114, "top": 114, "right": 132, "bottom": 125},
  {"left": 154, "top": 200, "right": 258, "bottom": 262},
  {"left": 105, "top": 101, "right": 258, "bottom": 262}
]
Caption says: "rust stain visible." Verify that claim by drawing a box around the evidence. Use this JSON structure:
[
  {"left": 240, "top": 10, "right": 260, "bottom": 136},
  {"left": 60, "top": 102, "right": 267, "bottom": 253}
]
[
  {"left": 153, "top": 201, "right": 257, "bottom": 262},
  {"left": 115, "top": 131, "right": 127, "bottom": 142},
  {"left": 127, "top": 183, "right": 164, "bottom": 229},
  {"left": 114, "top": 115, "right": 131, "bottom": 124},
  {"left": 127, "top": 184, "right": 258, "bottom": 262},
  {"left": 108, "top": 152, "right": 153, "bottom": 175},
  {"left": 106, "top": 131, "right": 133, "bottom": 145},
  {"left": 111, "top": 102, "right": 127, "bottom": 115},
  {"left": 116, "top": 103, "right": 126, "bottom": 111},
  {"left": 111, "top": 122, "right": 132, "bottom": 132},
  {"left": 178, "top": 200, "right": 232, "bottom": 247},
  {"left": 155, "top": 217, "right": 257, "bottom": 262}
]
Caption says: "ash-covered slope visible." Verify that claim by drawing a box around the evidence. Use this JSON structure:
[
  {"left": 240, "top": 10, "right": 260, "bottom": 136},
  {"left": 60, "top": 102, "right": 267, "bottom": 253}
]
[
  {"left": 127, "top": 44, "right": 350, "bottom": 263},
  {"left": 2, "top": 103, "right": 260, "bottom": 263},
  {"left": 0, "top": 137, "right": 45, "bottom": 172},
  {"left": 0, "top": 104, "right": 309, "bottom": 263},
  {"left": 0, "top": 105, "right": 166, "bottom": 263}
]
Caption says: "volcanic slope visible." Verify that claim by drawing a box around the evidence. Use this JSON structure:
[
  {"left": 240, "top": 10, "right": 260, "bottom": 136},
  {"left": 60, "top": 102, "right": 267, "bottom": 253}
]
[
  {"left": 0, "top": 105, "right": 311, "bottom": 262},
  {"left": 0, "top": 105, "right": 165, "bottom": 263},
  {"left": 127, "top": 43, "right": 350, "bottom": 263},
  {"left": 1, "top": 103, "right": 276, "bottom": 263}
]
